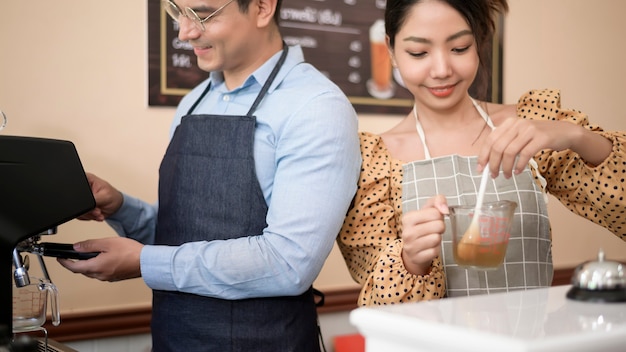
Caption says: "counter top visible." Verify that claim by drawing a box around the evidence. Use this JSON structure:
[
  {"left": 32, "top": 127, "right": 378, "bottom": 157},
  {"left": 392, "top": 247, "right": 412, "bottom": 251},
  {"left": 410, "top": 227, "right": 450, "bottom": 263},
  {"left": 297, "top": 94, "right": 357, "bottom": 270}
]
[{"left": 350, "top": 285, "right": 626, "bottom": 352}]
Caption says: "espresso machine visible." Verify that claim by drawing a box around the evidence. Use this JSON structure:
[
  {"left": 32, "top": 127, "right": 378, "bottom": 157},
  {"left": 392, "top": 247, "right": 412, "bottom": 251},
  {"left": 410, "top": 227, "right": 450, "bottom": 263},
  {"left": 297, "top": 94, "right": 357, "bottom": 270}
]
[{"left": 1, "top": 134, "right": 96, "bottom": 351}]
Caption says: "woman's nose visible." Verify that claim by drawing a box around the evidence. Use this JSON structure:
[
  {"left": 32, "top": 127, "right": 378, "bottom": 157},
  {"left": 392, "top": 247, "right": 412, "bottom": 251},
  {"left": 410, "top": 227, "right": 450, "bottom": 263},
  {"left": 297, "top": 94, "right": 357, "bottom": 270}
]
[{"left": 430, "top": 52, "right": 452, "bottom": 79}]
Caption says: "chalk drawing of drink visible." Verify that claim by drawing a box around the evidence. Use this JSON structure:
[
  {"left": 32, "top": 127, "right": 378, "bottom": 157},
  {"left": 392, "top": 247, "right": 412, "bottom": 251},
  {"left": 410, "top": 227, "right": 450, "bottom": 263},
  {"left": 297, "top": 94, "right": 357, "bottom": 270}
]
[{"left": 367, "top": 19, "right": 394, "bottom": 99}]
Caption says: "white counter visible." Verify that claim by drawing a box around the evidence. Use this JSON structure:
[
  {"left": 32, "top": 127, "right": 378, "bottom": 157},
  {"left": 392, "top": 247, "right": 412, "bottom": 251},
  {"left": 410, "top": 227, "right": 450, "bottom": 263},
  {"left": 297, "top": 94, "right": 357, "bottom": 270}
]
[{"left": 350, "top": 285, "right": 626, "bottom": 352}]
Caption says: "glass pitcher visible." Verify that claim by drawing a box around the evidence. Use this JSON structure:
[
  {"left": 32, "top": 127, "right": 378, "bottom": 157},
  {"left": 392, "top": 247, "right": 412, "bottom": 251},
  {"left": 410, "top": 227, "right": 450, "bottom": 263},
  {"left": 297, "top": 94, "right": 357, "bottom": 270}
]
[{"left": 12, "top": 277, "right": 60, "bottom": 332}]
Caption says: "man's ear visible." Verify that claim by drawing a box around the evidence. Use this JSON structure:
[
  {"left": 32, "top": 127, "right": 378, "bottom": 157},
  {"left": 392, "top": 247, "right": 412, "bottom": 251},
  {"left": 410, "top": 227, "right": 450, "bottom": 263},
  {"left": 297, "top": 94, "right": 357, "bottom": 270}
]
[{"left": 254, "top": 0, "right": 278, "bottom": 27}]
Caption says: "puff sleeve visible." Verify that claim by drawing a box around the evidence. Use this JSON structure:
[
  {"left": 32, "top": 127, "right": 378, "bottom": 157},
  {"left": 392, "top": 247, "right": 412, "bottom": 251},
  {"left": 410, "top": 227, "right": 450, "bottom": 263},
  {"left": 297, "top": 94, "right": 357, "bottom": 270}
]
[
  {"left": 337, "top": 132, "right": 445, "bottom": 306},
  {"left": 518, "top": 89, "right": 626, "bottom": 239}
]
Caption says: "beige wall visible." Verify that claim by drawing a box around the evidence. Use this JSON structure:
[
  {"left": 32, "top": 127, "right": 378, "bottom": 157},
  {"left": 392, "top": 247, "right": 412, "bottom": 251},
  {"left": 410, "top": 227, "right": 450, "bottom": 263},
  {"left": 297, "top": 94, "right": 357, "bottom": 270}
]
[{"left": 1, "top": 0, "right": 625, "bottom": 314}]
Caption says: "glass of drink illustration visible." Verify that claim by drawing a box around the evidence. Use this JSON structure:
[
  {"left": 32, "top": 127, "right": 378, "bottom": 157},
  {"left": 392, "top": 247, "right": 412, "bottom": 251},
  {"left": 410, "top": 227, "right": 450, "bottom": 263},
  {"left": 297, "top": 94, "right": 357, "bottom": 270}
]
[{"left": 367, "top": 19, "right": 394, "bottom": 99}]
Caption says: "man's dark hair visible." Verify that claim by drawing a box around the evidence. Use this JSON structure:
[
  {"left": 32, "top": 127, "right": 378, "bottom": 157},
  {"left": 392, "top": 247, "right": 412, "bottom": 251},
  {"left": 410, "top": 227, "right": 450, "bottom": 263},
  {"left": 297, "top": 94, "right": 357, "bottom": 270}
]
[{"left": 236, "top": 0, "right": 283, "bottom": 24}]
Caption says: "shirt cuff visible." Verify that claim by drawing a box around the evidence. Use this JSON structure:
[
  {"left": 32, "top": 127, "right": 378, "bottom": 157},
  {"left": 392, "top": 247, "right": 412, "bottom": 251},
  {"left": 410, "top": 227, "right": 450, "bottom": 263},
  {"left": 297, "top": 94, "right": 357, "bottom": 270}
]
[
  {"left": 106, "top": 194, "right": 156, "bottom": 244},
  {"left": 108, "top": 193, "right": 143, "bottom": 222},
  {"left": 392, "top": 239, "right": 440, "bottom": 278},
  {"left": 141, "top": 245, "right": 177, "bottom": 291}
]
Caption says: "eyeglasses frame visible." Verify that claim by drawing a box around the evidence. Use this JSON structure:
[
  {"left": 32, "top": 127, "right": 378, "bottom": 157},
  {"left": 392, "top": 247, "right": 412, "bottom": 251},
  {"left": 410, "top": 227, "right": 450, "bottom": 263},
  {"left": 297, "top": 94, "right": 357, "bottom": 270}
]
[{"left": 162, "top": 0, "right": 236, "bottom": 32}]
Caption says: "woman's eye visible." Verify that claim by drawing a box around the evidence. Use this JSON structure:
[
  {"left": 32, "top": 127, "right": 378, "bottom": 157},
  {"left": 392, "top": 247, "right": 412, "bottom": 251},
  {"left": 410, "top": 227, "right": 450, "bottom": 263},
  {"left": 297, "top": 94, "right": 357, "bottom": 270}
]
[
  {"left": 452, "top": 45, "right": 471, "bottom": 54},
  {"left": 408, "top": 51, "right": 427, "bottom": 58}
]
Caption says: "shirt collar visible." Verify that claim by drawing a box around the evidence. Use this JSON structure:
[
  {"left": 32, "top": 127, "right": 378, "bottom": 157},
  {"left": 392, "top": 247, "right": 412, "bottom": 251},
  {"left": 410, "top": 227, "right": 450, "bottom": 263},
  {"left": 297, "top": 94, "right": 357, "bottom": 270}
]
[{"left": 208, "top": 45, "right": 305, "bottom": 94}]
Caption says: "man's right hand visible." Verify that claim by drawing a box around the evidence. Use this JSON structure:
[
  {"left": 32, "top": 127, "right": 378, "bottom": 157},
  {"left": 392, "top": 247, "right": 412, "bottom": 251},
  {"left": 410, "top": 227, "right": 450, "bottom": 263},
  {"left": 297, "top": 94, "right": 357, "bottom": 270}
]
[{"left": 78, "top": 172, "right": 124, "bottom": 221}]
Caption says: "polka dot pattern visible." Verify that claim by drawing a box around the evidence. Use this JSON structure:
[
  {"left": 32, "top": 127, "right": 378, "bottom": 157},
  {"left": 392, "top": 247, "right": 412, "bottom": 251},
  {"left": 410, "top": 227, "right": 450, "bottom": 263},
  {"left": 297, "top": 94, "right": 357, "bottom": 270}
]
[
  {"left": 337, "top": 132, "right": 445, "bottom": 306},
  {"left": 518, "top": 89, "right": 626, "bottom": 239},
  {"left": 337, "top": 88, "right": 626, "bottom": 306}
]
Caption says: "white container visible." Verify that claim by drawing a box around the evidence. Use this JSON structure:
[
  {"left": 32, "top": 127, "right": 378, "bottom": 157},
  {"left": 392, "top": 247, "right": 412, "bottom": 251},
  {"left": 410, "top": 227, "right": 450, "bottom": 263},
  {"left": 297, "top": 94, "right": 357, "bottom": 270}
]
[{"left": 350, "top": 285, "right": 626, "bottom": 352}]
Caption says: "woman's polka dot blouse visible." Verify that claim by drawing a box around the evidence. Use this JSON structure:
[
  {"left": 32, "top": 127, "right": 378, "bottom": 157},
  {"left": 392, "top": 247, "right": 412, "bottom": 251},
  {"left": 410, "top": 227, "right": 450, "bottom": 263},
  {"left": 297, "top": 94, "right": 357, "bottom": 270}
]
[{"left": 337, "top": 89, "right": 626, "bottom": 306}]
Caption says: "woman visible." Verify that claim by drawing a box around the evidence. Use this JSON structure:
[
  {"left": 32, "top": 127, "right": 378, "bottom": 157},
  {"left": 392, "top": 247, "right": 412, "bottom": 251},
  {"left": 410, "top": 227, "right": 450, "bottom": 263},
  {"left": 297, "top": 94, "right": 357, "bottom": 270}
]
[{"left": 338, "top": 0, "right": 626, "bottom": 306}]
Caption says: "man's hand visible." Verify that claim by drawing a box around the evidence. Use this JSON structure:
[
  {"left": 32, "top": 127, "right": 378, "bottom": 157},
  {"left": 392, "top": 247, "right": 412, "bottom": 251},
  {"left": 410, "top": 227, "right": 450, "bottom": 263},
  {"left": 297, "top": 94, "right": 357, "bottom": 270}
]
[
  {"left": 78, "top": 173, "right": 124, "bottom": 221},
  {"left": 57, "top": 237, "right": 143, "bottom": 282}
]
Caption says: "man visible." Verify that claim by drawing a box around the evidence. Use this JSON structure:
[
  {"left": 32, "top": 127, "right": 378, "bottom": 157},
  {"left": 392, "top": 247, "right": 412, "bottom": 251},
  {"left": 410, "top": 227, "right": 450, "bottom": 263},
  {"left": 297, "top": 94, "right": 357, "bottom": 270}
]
[{"left": 58, "top": 0, "right": 360, "bottom": 351}]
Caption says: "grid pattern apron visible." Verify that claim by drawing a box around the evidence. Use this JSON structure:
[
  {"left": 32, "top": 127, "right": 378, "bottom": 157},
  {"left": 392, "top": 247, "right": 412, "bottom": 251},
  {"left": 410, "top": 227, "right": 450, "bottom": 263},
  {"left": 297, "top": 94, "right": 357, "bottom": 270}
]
[
  {"left": 402, "top": 99, "right": 553, "bottom": 297},
  {"left": 152, "top": 46, "right": 320, "bottom": 351}
]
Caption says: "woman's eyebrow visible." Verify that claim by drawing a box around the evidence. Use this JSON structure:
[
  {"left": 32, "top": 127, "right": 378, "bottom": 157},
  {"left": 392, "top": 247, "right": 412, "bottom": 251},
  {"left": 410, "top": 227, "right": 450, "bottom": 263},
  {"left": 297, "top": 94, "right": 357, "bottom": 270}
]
[{"left": 403, "top": 29, "right": 473, "bottom": 44}]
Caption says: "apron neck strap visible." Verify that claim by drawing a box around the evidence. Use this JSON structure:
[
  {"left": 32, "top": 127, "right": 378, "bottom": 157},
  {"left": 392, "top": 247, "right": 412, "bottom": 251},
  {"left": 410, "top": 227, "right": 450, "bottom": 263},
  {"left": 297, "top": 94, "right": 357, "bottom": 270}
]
[
  {"left": 414, "top": 96, "right": 495, "bottom": 160},
  {"left": 247, "top": 43, "right": 289, "bottom": 116},
  {"left": 187, "top": 43, "right": 289, "bottom": 116}
]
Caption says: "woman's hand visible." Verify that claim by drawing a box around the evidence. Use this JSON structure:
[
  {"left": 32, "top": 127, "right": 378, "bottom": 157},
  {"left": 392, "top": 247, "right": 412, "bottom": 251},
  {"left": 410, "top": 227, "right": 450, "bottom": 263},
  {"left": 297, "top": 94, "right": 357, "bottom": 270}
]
[
  {"left": 400, "top": 195, "right": 448, "bottom": 275},
  {"left": 477, "top": 118, "right": 589, "bottom": 178}
]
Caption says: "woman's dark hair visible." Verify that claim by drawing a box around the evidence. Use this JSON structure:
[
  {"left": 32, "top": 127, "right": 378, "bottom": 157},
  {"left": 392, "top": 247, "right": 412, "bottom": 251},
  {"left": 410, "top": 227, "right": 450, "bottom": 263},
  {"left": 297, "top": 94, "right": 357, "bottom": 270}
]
[
  {"left": 385, "top": 0, "right": 508, "bottom": 99},
  {"left": 236, "top": 0, "right": 283, "bottom": 24}
]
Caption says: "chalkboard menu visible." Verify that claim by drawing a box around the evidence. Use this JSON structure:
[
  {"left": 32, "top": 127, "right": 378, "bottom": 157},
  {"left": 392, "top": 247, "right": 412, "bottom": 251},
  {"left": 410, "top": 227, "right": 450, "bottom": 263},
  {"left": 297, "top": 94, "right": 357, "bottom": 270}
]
[{"left": 148, "top": 0, "right": 501, "bottom": 114}]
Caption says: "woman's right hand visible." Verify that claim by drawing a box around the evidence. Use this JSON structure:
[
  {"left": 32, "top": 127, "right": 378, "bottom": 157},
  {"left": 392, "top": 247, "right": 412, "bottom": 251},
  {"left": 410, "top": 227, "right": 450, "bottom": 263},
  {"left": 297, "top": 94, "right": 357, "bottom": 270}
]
[
  {"left": 400, "top": 195, "right": 448, "bottom": 275},
  {"left": 78, "top": 173, "right": 124, "bottom": 221}
]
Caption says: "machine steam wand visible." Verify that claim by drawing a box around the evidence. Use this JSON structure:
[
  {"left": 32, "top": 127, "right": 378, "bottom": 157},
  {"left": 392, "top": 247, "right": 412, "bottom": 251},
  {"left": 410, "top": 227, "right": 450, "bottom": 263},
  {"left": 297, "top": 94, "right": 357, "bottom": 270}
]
[{"left": 13, "top": 228, "right": 60, "bottom": 288}]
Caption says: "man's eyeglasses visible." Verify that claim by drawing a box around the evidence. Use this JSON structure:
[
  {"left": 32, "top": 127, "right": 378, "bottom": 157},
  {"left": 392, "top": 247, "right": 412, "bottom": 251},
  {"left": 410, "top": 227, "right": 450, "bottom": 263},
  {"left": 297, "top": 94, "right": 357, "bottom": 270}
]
[{"left": 162, "top": 0, "right": 235, "bottom": 32}]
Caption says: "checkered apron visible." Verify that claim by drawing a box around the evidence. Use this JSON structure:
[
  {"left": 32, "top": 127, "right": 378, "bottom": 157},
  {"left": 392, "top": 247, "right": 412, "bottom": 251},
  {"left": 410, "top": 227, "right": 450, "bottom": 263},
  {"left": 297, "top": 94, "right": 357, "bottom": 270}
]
[{"left": 402, "top": 99, "right": 553, "bottom": 297}]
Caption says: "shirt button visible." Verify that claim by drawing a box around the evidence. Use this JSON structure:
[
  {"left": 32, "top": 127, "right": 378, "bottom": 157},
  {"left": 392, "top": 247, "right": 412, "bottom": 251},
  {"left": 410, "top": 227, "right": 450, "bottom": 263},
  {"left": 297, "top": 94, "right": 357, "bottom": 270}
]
[{"left": 223, "top": 95, "right": 230, "bottom": 102}]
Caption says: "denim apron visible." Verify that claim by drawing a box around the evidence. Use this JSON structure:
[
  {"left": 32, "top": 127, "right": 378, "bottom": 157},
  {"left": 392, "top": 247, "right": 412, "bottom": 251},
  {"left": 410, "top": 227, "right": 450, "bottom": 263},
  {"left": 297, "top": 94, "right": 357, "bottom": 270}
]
[
  {"left": 402, "top": 98, "right": 553, "bottom": 297},
  {"left": 152, "top": 46, "right": 320, "bottom": 352}
]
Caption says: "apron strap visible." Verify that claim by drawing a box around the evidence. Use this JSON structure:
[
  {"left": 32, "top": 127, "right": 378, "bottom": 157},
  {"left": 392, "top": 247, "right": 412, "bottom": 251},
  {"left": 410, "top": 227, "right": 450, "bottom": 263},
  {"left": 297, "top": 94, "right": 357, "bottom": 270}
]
[
  {"left": 247, "top": 43, "right": 289, "bottom": 116},
  {"left": 414, "top": 96, "right": 495, "bottom": 160},
  {"left": 186, "top": 43, "right": 289, "bottom": 117},
  {"left": 414, "top": 97, "right": 549, "bottom": 202},
  {"left": 413, "top": 106, "right": 431, "bottom": 160},
  {"left": 470, "top": 97, "right": 496, "bottom": 129},
  {"left": 187, "top": 81, "right": 212, "bottom": 115}
]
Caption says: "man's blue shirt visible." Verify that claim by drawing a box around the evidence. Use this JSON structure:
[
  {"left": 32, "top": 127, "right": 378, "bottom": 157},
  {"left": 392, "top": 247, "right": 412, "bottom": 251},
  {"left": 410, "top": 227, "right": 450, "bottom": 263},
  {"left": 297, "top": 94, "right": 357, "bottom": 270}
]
[{"left": 107, "top": 46, "right": 361, "bottom": 299}]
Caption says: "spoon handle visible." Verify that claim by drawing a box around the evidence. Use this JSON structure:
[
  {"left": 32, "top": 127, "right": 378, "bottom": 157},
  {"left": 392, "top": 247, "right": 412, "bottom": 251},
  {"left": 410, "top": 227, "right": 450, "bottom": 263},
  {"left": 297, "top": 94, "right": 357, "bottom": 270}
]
[{"left": 474, "top": 164, "right": 490, "bottom": 213}]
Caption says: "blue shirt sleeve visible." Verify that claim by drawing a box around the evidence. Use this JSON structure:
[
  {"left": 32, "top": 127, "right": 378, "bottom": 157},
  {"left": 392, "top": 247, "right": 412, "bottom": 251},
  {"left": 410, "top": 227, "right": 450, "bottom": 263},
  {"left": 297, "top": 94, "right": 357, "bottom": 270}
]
[
  {"left": 106, "top": 194, "right": 157, "bottom": 245},
  {"left": 109, "top": 46, "right": 361, "bottom": 300},
  {"left": 142, "top": 92, "right": 360, "bottom": 299}
]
